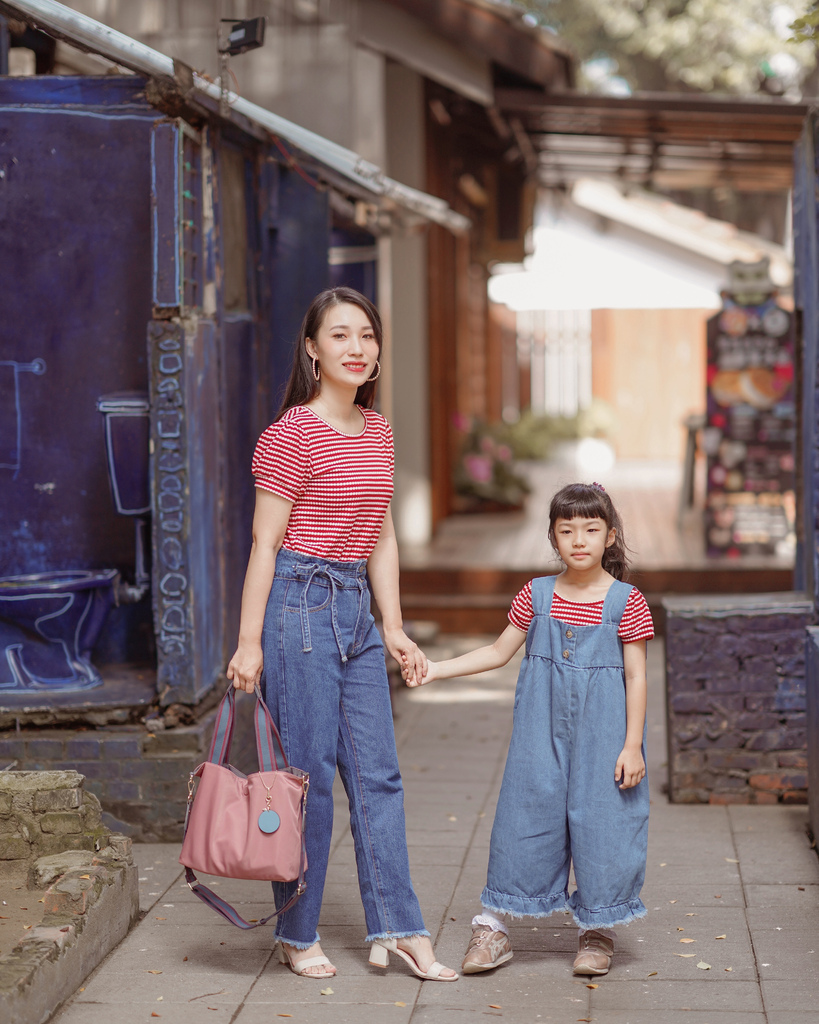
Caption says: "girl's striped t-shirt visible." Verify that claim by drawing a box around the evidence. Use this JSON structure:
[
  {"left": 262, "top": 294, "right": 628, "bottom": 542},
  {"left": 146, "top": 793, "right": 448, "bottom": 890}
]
[
  {"left": 509, "top": 580, "right": 654, "bottom": 642},
  {"left": 252, "top": 405, "right": 394, "bottom": 561}
]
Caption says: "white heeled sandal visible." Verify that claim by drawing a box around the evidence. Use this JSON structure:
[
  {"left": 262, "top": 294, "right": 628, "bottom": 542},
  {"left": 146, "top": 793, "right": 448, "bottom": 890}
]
[
  {"left": 369, "top": 937, "right": 458, "bottom": 981},
  {"left": 277, "top": 942, "right": 336, "bottom": 979}
]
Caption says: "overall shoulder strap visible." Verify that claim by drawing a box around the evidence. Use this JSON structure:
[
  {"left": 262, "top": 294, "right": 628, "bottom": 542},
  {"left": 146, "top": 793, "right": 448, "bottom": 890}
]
[
  {"left": 531, "top": 574, "right": 558, "bottom": 616},
  {"left": 601, "top": 579, "right": 633, "bottom": 623}
]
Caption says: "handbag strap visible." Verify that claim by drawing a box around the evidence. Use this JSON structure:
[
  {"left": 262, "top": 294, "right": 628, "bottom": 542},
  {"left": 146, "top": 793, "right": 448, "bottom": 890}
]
[
  {"left": 183, "top": 829, "right": 308, "bottom": 929},
  {"left": 206, "top": 685, "right": 289, "bottom": 771}
]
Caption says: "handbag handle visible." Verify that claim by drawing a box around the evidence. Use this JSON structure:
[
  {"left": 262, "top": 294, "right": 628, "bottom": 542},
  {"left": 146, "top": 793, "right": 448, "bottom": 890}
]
[{"left": 206, "top": 684, "right": 289, "bottom": 772}]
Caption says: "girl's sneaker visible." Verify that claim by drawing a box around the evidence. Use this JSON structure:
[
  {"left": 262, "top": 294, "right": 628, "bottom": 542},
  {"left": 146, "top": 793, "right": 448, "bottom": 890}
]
[
  {"left": 461, "top": 925, "right": 513, "bottom": 974},
  {"left": 573, "top": 930, "right": 614, "bottom": 975}
]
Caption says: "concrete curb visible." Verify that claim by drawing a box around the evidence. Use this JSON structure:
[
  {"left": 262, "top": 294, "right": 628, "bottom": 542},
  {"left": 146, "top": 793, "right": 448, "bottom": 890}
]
[{"left": 0, "top": 827, "right": 139, "bottom": 1024}]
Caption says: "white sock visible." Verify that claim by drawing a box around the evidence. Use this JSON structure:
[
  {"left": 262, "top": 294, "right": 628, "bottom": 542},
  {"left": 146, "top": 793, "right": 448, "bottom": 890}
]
[
  {"left": 579, "top": 926, "right": 616, "bottom": 941},
  {"left": 473, "top": 911, "right": 508, "bottom": 935}
]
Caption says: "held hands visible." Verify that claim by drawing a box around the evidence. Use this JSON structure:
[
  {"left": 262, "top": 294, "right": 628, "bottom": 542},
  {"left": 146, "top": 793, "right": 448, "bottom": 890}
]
[
  {"left": 615, "top": 746, "right": 645, "bottom": 790},
  {"left": 226, "top": 644, "right": 263, "bottom": 694},
  {"left": 402, "top": 657, "right": 438, "bottom": 688},
  {"left": 383, "top": 627, "right": 427, "bottom": 686}
]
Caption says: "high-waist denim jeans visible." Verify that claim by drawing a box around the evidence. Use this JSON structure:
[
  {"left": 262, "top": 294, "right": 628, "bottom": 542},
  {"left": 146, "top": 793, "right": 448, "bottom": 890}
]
[
  {"left": 262, "top": 548, "right": 427, "bottom": 948},
  {"left": 482, "top": 574, "right": 649, "bottom": 931}
]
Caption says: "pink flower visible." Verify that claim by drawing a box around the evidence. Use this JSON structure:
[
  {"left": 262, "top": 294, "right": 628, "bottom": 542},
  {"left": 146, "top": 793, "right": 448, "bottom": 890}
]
[
  {"left": 452, "top": 412, "right": 472, "bottom": 432},
  {"left": 496, "top": 445, "right": 512, "bottom": 461},
  {"left": 464, "top": 454, "right": 493, "bottom": 484}
]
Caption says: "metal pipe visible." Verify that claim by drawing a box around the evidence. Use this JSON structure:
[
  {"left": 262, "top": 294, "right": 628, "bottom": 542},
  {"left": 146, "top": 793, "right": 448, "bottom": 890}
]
[{"left": 0, "top": 0, "right": 470, "bottom": 234}]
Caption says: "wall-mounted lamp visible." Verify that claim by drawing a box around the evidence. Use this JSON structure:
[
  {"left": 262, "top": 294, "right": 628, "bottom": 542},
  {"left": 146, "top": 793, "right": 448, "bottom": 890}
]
[{"left": 219, "top": 17, "right": 266, "bottom": 57}]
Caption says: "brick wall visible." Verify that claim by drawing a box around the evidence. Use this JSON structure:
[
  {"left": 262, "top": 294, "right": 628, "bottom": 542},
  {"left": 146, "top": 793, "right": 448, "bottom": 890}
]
[
  {"left": 664, "top": 592, "right": 813, "bottom": 805},
  {"left": 0, "top": 695, "right": 256, "bottom": 842}
]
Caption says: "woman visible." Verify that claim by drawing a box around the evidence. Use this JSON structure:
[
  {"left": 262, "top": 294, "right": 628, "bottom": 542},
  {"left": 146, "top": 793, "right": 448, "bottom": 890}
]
[{"left": 227, "top": 287, "right": 456, "bottom": 982}]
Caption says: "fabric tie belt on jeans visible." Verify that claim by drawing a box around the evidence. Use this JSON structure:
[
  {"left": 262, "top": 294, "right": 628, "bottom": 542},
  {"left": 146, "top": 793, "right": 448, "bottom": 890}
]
[{"left": 294, "top": 563, "right": 367, "bottom": 663}]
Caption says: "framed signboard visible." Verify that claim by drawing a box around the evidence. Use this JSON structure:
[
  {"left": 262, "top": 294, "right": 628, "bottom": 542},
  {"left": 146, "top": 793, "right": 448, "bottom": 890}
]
[{"left": 703, "top": 298, "right": 795, "bottom": 558}]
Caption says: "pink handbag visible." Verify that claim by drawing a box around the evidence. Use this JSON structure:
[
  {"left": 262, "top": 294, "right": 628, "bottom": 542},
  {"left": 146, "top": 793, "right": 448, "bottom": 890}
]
[{"left": 179, "top": 685, "right": 309, "bottom": 928}]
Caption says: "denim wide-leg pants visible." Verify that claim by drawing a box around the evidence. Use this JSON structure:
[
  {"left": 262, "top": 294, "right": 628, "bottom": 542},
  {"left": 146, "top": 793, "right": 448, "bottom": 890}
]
[
  {"left": 482, "top": 575, "right": 649, "bottom": 932},
  {"left": 262, "top": 548, "right": 427, "bottom": 948}
]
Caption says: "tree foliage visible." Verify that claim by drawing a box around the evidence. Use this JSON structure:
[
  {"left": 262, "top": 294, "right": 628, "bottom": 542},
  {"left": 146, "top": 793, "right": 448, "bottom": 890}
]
[
  {"left": 520, "top": 0, "right": 815, "bottom": 94},
  {"left": 790, "top": 2, "right": 819, "bottom": 41}
]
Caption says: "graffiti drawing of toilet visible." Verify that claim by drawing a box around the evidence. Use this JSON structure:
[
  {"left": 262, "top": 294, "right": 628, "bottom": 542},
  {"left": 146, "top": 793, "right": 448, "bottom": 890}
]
[{"left": 0, "top": 393, "right": 150, "bottom": 691}]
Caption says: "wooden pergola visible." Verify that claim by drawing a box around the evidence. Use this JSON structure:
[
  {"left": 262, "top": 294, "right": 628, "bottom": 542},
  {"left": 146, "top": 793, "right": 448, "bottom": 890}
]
[{"left": 495, "top": 90, "right": 809, "bottom": 192}]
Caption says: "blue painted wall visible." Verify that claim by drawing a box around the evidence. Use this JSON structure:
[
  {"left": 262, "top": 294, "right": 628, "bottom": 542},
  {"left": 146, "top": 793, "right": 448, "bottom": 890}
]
[{"left": 0, "top": 78, "right": 154, "bottom": 578}]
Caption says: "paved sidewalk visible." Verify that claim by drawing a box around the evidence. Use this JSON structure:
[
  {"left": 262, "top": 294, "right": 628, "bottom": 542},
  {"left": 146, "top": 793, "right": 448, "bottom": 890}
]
[{"left": 51, "top": 641, "right": 819, "bottom": 1024}]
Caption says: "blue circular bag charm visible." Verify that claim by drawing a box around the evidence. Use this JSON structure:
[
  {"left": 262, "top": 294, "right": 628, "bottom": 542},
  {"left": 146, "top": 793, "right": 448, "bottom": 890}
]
[{"left": 258, "top": 809, "right": 280, "bottom": 834}]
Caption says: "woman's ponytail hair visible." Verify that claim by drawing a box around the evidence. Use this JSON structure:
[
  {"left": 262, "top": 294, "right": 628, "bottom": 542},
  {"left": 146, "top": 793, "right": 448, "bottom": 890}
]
[{"left": 548, "top": 482, "right": 630, "bottom": 581}]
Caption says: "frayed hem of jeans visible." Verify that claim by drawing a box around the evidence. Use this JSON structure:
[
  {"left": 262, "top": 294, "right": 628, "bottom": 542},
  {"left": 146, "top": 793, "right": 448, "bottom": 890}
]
[
  {"left": 365, "top": 929, "right": 431, "bottom": 943},
  {"left": 480, "top": 887, "right": 569, "bottom": 920},
  {"left": 571, "top": 898, "right": 647, "bottom": 932},
  {"left": 275, "top": 934, "right": 320, "bottom": 951}
]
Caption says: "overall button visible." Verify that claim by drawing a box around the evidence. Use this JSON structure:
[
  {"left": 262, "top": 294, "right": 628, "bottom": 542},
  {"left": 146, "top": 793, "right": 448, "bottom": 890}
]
[
  {"left": 563, "top": 649, "right": 570, "bottom": 659},
  {"left": 565, "top": 629, "right": 573, "bottom": 639}
]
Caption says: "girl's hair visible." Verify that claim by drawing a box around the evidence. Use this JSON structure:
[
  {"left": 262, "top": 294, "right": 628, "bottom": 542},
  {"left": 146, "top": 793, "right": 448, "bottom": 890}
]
[
  {"left": 548, "top": 482, "right": 630, "bottom": 581},
  {"left": 276, "top": 287, "right": 383, "bottom": 419}
]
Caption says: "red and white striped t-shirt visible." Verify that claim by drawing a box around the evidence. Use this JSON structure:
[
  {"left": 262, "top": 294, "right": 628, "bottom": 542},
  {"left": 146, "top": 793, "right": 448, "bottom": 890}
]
[
  {"left": 252, "top": 405, "right": 394, "bottom": 561},
  {"left": 509, "top": 580, "right": 654, "bottom": 643}
]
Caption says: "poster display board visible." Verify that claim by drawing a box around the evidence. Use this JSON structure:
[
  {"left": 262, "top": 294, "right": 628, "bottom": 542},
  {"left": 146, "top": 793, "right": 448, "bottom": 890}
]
[{"left": 704, "top": 297, "right": 795, "bottom": 557}]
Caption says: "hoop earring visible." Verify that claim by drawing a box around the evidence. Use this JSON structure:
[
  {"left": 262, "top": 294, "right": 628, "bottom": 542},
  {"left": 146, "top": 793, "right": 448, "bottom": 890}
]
[
  {"left": 311, "top": 357, "right": 320, "bottom": 382},
  {"left": 367, "top": 360, "right": 381, "bottom": 382}
]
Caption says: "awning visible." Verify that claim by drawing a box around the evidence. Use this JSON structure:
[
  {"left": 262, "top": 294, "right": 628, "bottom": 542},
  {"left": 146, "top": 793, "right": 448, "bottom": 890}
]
[
  {"left": 495, "top": 89, "right": 810, "bottom": 191},
  {"left": 0, "top": 0, "right": 470, "bottom": 234}
]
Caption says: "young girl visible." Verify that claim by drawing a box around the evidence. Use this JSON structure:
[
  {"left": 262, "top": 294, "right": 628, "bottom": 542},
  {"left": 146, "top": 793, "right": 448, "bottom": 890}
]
[
  {"left": 407, "top": 482, "right": 653, "bottom": 977},
  {"left": 228, "top": 287, "right": 456, "bottom": 982}
]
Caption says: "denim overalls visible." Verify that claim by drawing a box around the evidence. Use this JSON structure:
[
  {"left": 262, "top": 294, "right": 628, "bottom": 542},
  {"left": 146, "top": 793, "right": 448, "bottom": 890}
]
[
  {"left": 262, "top": 548, "right": 427, "bottom": 949},
  {"left": 482, "top": 574, "right": 649, "bottom": 931}
]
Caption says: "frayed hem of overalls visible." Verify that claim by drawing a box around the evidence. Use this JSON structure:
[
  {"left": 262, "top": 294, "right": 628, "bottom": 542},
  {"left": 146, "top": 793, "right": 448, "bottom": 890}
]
[
  {"left": 365, "top": 928, "right": 431, "bottom": 943},
  {"left": 480, "top": 886, "right": 569, "bottom": 920},
  {"left": 573, "top": 898, "right": 648, "bottom": 932},
  {"left": 275, "top": 933, "right": 320, "bottom": 951}
]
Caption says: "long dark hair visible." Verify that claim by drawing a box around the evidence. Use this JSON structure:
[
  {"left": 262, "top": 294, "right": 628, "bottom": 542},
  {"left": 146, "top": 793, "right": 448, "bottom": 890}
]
[
  {"left": 548, "top": 482, "right": 630, "bottom": 581},
  {"left": 276, "top": 287, "right": 383, "bottom": 420}
]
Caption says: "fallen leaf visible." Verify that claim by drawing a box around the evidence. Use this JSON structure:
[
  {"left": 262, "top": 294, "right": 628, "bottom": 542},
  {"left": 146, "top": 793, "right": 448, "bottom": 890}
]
[
  {"left": 450, "top": 916, "right": 457, "bottom": 921},
  {"left": 157, "top": 997, "right": 163, "bottom": 1002},
  {"left": 725, "top": 858, "right": 739, "bottom": 864},
  {"left": 183, "top": 956, "right": 188, "bottom": 962},
  {"left": 715, "top": 934, "right": 726, "bottom": 940},
  {"left": 669, "top": 899, "right": 677, "bottom": 904},
  {"left": 577, "top": 1019, "right": 592, "bottom": 1022},
  {"left": 586, "top": 983, "right": 599, "bottom": 989},
  {"left": 677, "top": 927, "right": 685, "bottom": 932},
  {"left": 0, "top": 917, "right": 7, "bottom": 920},
  {"left": 208, "top": 1009, "right": 217, "bottom": 1012},
  {"left": 277, "top": 1016, "right": 293, "bottom": 1019},
  {"left": 489, "top": 1005, "right": 502, "bottom": 1009},
  {"left": 79, "top": 874, "right": 91, "bottom": 879},
  {"left": 675, "top": 953, "right": 696, "bottom": 958},
  {"left": 78, "top": 989, "right": 85, "bottom": 993},
  {"left": 697, "top": 961, "right": 711, "bottom": 970},
  {"left": 147, "top": 970, "right": 163, "bottom": 974},
  {"left": 448, "top": 815, "right": 457, "bottom": 822},
  {"left": 19, "top": 907, "right": 27, "bottom": 911},
  {"left": 23, "top": 925, "right": 31, "bottom": 930},
  {"left": 320, "top": 987, "right": 334, "bottom": 996},
  {"left": 151, "top": 1015, "right": 160, "bottom": 1019},
  {"left": 725, "top": 967, "right": 733, "bottom": 972},
  {"left": 660, "top": 862, "right": 667, "bottom": 867},
  {"left": 37, "top": 899, "right": 44, "bottom": 904},
  {"left": 685, "top": 913, "right": 697, "bottom": 917},
  {"left": 394, "top": 1003, "right": 406, "bottom": 1008},
  {"left": 798, "top": 886, "right": 806, "bottom": 891},
  {"left": 155, "top": 917, "right": 167, "bottom": 921},
  {"left": 647, "top": 971, "right": 658, "bottom": 977},
  {"left": 714, "top": 894, "right": 722, "bottom": 899},
  {"left": 680, "top": 938, "right": 696, "bottom": 943}
]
